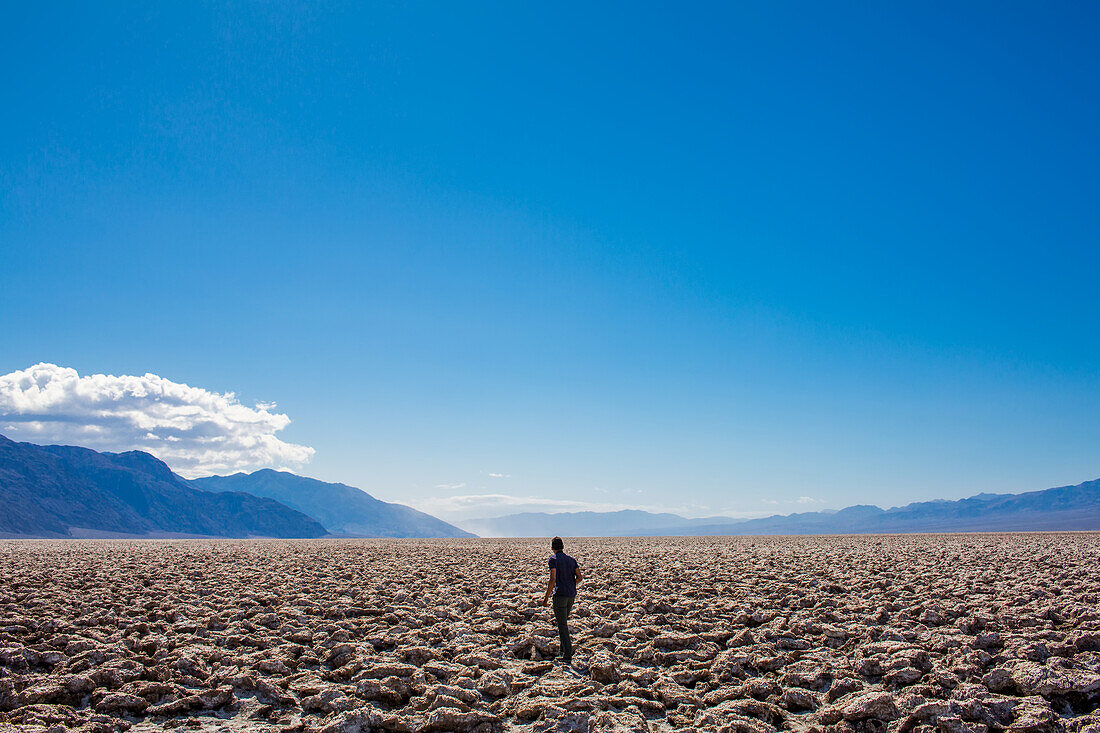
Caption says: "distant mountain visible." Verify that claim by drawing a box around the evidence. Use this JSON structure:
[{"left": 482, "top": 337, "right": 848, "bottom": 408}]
[
  {"left": 466, "top": 479, "right": 1100, "bottom": 537},
  {"left": 192, "top": 470, "right": 474, "bottom": 538},
  {"left": 0, "top": 435, "right": 327, "bottom": 538},
  {"left": 459, "top": 509, "right": 739, "bottom": 537},
  {"left": 650, "top": 480, "right": 1100, "bottom": 535}
]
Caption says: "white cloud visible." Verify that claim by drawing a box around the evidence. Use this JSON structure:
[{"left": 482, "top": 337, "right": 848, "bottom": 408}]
[
  {"left": 435, "top": 482, "right": 467, "bottom": 490},
  {"left": 0, "top": 363, "right": 314, "bottom": 478},
  {"left": 488, "top": 472, "right": 510, "bottom": 478},
  {"left": 760, "top": 496, "right": 824, "bottom": 506}
]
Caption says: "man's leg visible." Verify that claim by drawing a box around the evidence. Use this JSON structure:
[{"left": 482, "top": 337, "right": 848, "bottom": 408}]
[{"left": 552, "top": 596, "right": 574, "bottom": 660}]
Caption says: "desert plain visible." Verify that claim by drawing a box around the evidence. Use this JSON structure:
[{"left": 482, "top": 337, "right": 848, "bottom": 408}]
[{"left": 0, "top": 534, "right": 1098, "bottom": 733}]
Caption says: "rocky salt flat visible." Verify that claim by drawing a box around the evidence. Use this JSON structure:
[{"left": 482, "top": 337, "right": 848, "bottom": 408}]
[{"left": 0, "top": 535, "right": 1098, "bottom": 733}]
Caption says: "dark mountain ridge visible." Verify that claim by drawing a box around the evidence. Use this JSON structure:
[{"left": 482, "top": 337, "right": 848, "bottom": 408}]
[
  {"left": 0, "top": 435, "right": 327, "bottom": 538},
  {"left": 191, "top": 470, "right": 473, "bottom": 538}
]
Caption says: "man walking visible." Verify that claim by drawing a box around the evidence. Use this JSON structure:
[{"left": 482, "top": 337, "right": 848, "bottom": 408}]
[{"left": 541, "top": 536, "right": 582, "bottom": 664}]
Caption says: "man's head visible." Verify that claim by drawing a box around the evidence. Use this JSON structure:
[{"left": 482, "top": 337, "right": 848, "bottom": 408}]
[{"left": 551, "top": 536, "right": 564, "bottom": 552}]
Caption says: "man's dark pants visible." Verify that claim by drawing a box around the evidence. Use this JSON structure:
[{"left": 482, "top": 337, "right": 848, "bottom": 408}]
[{"left": 552, "top": 595, "right": 574, "bottom": 660}]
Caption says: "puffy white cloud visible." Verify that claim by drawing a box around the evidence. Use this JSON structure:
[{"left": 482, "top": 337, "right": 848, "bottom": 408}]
[{"left": 0, "top": 363, "right": 314, "bottom": 478}]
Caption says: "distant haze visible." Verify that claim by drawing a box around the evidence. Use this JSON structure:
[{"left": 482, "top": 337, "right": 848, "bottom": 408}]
[{"left": 463, "top": 478, "right": 1100, "bottom": 537}]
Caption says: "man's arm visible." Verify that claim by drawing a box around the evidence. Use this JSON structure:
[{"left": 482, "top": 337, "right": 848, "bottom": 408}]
[
  {"left": 574, "top": 565, "right": 583, "bottom": 586},
  {"left": 542, "top": 568, "right": 556, "bottom": 607}
]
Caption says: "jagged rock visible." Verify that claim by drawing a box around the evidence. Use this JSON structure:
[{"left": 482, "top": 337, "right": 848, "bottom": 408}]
[
  {"left": 254, "top": 677, "right": 297, "bottom": 706},
  {"left": 589, "top": 655, "right": 620, "bottom": 684},
  {"left": 301, "top": 687, "right": 355, "bottom": 713},
  {"left": 356, "top": 675, "right": 410, "bottom": 705},
  {"left": 743, "top": 678, "right": 780, "bottom": 700},
  {"left": 588, "top": 708, "right": 649, "bottom": 732},
  {"left": 255, "top": 658, "right": 292, "bottom": 675},
  {"left": 476, "top": 669, "right": 513, "bottom": 697},
  {"left": 779, "top": 663, "right": 832, "bottom": 691},
  {"left": 652, "top": 680, "right": 696, "bottom": 708},
  {"left": 982, "top": 667, "right": 1014, "bottom": 693},
  {"left": 92, "top": 693, "right": 150, "bottom": 714},
  {"left": 885, "top": 666, "right": 925, "bottom": 687},
  {"left": 423, "top": 707, "right": 502, "bottom": 732},
  {"left": 653, "top": 633, "right": 696, "bottom": 651},
  {"left": 1009, "top": 698, "right": 1062, "bottom": 733},
  {"left": 426, "top": 684, "right": 480, "bottom": 706},
  {"left": 899, "top": 700, "right": 951, "bottom": 731},
  {"left": 777, "top": 686, "right": 819, "bottom": 711},
  {"left": 821, "top": 691, "right": 901, "bottom": 723},
  {"left": 6, "top": 702, "right": 83, "bottom": 727},
  {"left": 315, "top": 708, "right": 383, "bottom": 733},
  {"left": 1072, "top": 632, "right": 1100, "bottom": 653},
  {"left": 429, "top": 692, "right": 471, "bottom": 711},
  {"left": 0, "top": 678, "right": 15, "bottom": 711},
  {"left": 145, "top": 685, "right": 233, "bottom": 716},
  {"left": 14, "top": 674, "right": 94, "bottom": 708},
  {"left": 694, "top": 700, "right": 778, "bottom": 732},
  {"left": 355, "top": 662, "right": 419, "bottom": 679},
  {"left": 1065, "top": 713, "right": 1100, "bottom": 732},
  {"left": 0, "top": 535, "right": 1095, "bottom": 733},
  {"left": 826, "top": 677, "right": 865, "bottom": 703},
  {"left": 533, "top": 707, "right": 591, "bottom": 732}
]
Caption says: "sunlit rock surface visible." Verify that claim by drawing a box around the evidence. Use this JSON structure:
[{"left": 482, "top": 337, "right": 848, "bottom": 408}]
[{"left": 0, "top": 535, "right": 1097, "bottom": 732}]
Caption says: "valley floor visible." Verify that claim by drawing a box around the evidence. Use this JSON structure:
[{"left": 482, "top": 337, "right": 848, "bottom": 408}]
[{"left": 0, "top": 534, "right": 1098, "bottom": 732}]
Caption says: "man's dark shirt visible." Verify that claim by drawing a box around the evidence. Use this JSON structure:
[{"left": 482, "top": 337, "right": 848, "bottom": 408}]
[{"left": 548, "top": 551, "right": 579, "bottom": 597}]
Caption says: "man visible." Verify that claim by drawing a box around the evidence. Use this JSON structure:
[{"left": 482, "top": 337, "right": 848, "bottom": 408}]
[{"left": 541, "top": 536, "right": 582, "bottom": 664}]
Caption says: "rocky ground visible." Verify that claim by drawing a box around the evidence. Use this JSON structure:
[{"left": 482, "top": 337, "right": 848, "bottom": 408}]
[{"left": 0, "top": 535, "right": 1098, "bottom": 733}]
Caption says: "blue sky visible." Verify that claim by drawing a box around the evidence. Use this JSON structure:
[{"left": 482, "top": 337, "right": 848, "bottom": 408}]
[{"left": 2, "top": 3, "right": 1099, "bottom": 521}]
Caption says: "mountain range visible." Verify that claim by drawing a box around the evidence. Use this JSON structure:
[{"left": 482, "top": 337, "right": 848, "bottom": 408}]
[
  {"left": 192, "top": 470, "right": 474, "bottom": 538},
  {"left": 462, "top": 478, "right": 1100, "bottom": 536},
  {"left": 0, "top": 434, "right": 326, "bottom": 538},
  {"left": 0, "top": 435, "right": 470, "bottom": 539},
  {"left": 4, "top": 433, "right": 1099, "bottom": 539}
]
